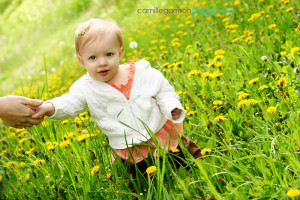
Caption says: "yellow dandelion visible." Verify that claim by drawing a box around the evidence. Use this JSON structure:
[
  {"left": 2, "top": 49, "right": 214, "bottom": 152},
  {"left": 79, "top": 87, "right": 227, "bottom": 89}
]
[
  {"left": 249, "top": 78, "right": 259, "bottom": 85},
  {"left": 278, "top": 77, "right": 287, "bottom": 86},
  {"left": 258, "top": 85, "right": 269, "bottom": 91},
  {"left": 238, "top": 99, "right": 248, "bottom": 108},
  {"left": 7, "top": 133, "right": 16, "bottom": 138},
  {"left": 15, "top": 128, "right": 26, "bottom": 133},
  {"left": 0, "top": 175, "right": 2, "bottom": 182},
  {"left": 226, "top": 24, "right": 238, "bottom": 29},
  {"left": 238, "top": 91, "right": 249, "bottom": 100},
  {"left": 61, "top": 120, "right": 69, "bottom": 124},
  {"left": 187, "top": 111, "right": 196, "bottom": 116},
  {"left": 291, "top": 47, "right": 299, "bottom": 54},
  {"left": 214, "top": 114, "right": 227, "bottom": 122},
  {"left": 213, "top": 55, "right": 224, "bottom": 61},
  {"left": 17, "top": 162, "right": 26, "bottom": 168},
  {"left": 5, "top": 161, "right": 18, "bottom": 167},
  {"left": 59, "top": 140, "right": 71, "bottom": 148},
  {"left": 91, "top": 165, "right": 100, "bottom": 176},
  {"left": 201, "top": 148, "right": 212, "bottom": 155},
  {"left": 214, "top": 50, "right": 225, "bottom": 56},
  {"left": 287, "top": 189, "right": 300, "bottom": 198},
  {"left": 46, "top": 142, "right": 55, "bottom": 151},
  {"left": 209, "top": 71, "right": 224, "bottom": 79},
  {"left": 146, "top": 166, "right": 157, "bottom": 174},
  {"left": 25, "top": 173, "right": 30, "bottom": 181},
  {"left": 64, "top": 131, "right": 74, "bottom": 139},
  {"left": 193, "top": 53, "right": 199, "bottom": 57},
  {"left": 42, "top": 121, "right": 49, "bottom": 127},
  {"left": 216, "top": 62, "right": 222, "bottom": 68},
  {"left": 174, "top": 61, "right": 184, "bottom": 67},
  {"left": 74, "top": 117, "right": 83, "bottom": 125},
  {"left": 176, "top": 91, "right": 182, "bottom": 95},
  {"left": 207, "top": 61, "right": 215, "bottom": 67},
  {"left": 77, "top": 134, "right": 91, "bottom": 142},
  {"left": 268, "top": 24, "right": 277, "bottom": 29},
  {"left": 202, "top": 71, "right": 211, "bottom": 78},
  {"left": 162, "top": 62, "right": 169, "bottom": 68},
  {"left": 286, "top": 8, "right": 293, "bottom": 12},
  {"left": 33, "top": 159, "right": 45, "bottom": 165},
  {"left": 232, "top": 37, "right": 241, "bottom": 43},
  {"left": 246, "top": 99, "right": 257, "bottom": 106},
  {"left": 213, "top": 100, "right": 223, "bottom": 105},
  {"left": 188, "top": 70, "right": 201, "bottom": 77},
  {"left": 170, "top": 147, "right": 180, "bottom": 153},
  {"left": 106, "top": 172, "right": 112, "bottom": 179},
  {"left": 280, "top": 51, "right": 286, "bottom": 56},
  {"left": 18, "top": 138, "right": 28, "bottom": 144},
  {"left": 267, "top": 106, "right": 277, "bottom": 114}
]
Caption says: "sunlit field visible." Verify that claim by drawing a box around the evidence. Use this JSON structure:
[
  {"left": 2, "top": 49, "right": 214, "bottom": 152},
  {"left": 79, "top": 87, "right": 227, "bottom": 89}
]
[{"left": 0, "top": 0, "right": 299, "bottom": 199}]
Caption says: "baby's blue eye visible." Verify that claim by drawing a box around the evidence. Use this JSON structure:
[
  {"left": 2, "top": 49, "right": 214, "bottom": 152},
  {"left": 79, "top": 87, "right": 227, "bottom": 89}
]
[
  {"left": 89, "top": 56, "right": 96, "bottom": 60},
  {"left": 106, "top": 53, "right": 113, "bottom": 56}
]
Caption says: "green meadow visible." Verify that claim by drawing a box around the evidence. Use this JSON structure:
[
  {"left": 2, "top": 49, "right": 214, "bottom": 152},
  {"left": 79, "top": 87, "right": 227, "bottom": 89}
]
[{"left": 0, "top": 0, "right": 299, "bottom": 199}]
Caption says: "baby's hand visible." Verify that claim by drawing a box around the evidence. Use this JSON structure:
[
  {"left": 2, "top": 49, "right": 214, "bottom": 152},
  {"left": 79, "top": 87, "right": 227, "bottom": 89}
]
[
  {"left": 171, "top": 108, "right": 181, "bottom": 120},
  {"left": 32, "top": 102, "right": 55, "bottom": 119}
]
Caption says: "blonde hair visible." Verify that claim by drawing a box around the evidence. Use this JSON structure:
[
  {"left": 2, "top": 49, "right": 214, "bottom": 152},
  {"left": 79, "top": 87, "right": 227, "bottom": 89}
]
[{"left": 75, "top": 18, "right": 123, "bottom": 55}]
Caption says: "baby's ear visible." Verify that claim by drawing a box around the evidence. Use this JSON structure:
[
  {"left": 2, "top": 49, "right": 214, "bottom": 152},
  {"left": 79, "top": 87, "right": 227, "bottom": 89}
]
[
  {"left": 77, "top": 55, "right": 85, "bottom": 67},
  {"left": 119, "top": 46, "right": 124, "bottom": 60}
]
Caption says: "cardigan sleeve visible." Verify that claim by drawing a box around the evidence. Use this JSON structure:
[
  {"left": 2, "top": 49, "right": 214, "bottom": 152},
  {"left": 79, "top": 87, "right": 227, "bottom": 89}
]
[
  {"left": 153, "top": 69, "right": 186, "bottom": 123},
  {"left": 47, "top": 80, "right": 87, "bottom": 119}
]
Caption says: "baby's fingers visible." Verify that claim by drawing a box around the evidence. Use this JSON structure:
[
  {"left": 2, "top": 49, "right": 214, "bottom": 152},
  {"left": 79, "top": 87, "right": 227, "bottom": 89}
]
[{"left": 32, "top": 111, "right": 45, "bottom": 119}]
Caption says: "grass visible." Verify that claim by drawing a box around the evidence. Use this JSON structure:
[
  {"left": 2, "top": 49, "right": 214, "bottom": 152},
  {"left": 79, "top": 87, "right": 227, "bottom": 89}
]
[{"left": 0, "top": 0, "right": 300, "bottom": 199}]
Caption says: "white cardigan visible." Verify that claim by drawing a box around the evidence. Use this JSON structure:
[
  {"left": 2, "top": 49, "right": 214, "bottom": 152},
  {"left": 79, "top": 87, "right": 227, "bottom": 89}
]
[{"left": 49, "top": 59, "right": 185, "bottom": 149}]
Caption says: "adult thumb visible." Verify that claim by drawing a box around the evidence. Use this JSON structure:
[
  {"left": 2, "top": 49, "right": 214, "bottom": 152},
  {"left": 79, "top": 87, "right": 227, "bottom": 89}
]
[{"left": 23, "top": 98, "right": 43, "bottom": 106}]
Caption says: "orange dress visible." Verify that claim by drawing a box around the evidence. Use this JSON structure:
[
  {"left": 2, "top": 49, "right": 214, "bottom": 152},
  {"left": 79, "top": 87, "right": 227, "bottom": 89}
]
[{"left": 109, "top": 60, "right": 183, "bottom": 163}]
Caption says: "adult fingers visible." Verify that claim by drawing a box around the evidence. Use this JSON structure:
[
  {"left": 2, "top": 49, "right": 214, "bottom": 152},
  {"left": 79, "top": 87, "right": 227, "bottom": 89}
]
[
  {"left": 26, "top": 117, "right": 44, "bottom": 125},
  {"left": 21, "top": 97, "right": 43, "bottom": 107}
]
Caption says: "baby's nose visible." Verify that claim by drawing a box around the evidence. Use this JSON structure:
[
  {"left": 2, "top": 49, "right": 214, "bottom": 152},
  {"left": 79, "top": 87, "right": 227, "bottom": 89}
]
[{"left": 98, "top": 58, "right": 107, "bottom": 66}]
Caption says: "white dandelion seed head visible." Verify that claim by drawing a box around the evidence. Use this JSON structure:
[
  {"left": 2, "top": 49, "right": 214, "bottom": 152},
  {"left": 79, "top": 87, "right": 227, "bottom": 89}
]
[
  {"left": 59, "top": 41, "right": 66, "bottom": 46},
  {"left": 51, "top": 68, "right": 56, "bottom": 72},
  {"left": 261, "top": 56, "right": 267, "bottom": 61},
  {"left": 129, "top": 41, "right": 138, "bottom": 49}
]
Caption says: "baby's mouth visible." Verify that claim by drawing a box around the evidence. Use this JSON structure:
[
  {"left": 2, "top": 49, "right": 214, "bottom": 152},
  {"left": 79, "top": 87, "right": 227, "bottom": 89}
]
[{"left": 98, "top": 70, "right": 109, "bottom": 76}]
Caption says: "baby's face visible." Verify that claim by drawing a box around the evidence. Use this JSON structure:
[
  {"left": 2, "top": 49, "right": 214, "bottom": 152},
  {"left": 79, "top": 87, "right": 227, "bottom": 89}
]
[{"left": 78, "top": 34, "right": 123, "bottom": 82}]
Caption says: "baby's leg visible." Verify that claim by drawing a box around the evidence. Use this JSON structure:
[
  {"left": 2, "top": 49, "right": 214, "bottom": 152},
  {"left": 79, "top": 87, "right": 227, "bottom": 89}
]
[
  {"left": 122, "top": 159, "right": 148, "bottom": 192},
  {"left": 180, "top": 136, "right": 202, "bottom": 159}
]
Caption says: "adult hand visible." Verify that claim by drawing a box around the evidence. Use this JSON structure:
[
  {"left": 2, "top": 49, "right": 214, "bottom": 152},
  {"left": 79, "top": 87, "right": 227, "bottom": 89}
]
[{"left": 0, "top": 95, "right": 44, "bottom": 128}]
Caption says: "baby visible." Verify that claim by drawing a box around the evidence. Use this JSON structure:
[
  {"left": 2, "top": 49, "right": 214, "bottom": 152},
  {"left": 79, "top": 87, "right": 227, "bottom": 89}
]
[{"left": 33, "top": 18, "right": 201, "bottom": 182}]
